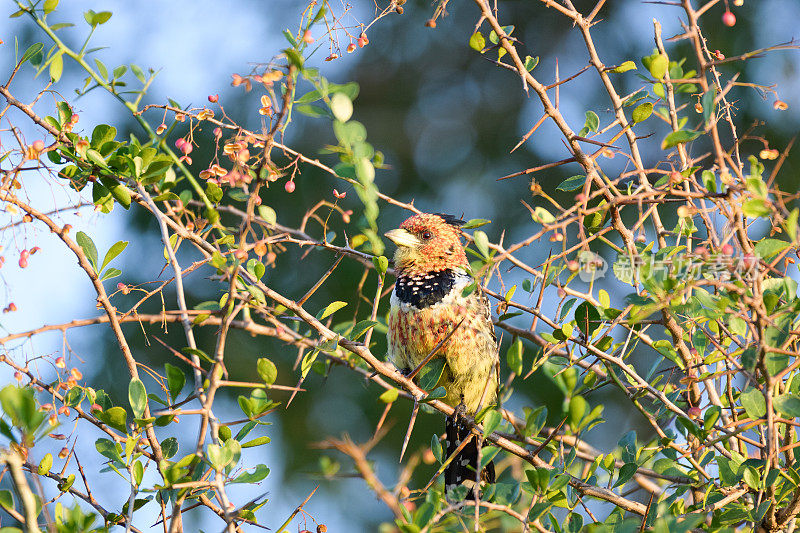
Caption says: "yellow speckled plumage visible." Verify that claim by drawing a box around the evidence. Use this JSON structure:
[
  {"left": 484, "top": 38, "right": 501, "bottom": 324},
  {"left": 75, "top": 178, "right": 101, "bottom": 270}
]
[{"left": 385, "top": 212, "right": 498, "bottom": 489}]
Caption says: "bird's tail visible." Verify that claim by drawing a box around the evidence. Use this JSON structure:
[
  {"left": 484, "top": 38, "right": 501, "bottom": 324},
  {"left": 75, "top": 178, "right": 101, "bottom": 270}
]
[{"left": 444, "top": 414, "right": 496, "bottom": 495}]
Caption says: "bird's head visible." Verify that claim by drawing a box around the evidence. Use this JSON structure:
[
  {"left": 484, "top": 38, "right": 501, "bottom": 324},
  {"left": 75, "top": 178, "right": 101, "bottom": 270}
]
[{"left": 384, "top": 213, "right": 468, "bottom": 276}]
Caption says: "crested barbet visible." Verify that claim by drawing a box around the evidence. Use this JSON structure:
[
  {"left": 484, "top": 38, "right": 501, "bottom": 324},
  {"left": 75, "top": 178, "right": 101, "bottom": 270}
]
[{"left": 385, "top": 212, "right": 498, "bottom": 492}]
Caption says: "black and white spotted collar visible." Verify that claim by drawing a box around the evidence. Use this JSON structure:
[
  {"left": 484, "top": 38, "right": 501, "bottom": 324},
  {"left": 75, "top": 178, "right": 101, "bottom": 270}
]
[{"left": 393, "top": 269, "right": 469, "bottom": 309}]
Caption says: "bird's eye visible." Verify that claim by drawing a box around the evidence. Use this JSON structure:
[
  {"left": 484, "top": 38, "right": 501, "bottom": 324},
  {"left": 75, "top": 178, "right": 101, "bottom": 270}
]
[{"left": 421, "top": 231, "right": 432, "bottom": 240}]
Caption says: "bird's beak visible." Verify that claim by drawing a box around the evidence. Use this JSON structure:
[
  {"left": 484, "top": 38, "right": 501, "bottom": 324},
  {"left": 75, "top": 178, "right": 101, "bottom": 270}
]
[{"left": 384, "top": 228, "right": 421, "bottom": 248}]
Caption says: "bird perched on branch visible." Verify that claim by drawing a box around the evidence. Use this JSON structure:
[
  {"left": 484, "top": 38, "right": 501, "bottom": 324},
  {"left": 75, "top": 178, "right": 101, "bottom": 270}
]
[{"left": 385, "top": 212, "right": 498, "bottom": 493}]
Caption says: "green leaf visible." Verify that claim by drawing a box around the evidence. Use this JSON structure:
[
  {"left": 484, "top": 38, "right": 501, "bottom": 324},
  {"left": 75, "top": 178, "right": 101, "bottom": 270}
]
[
  {"left": 38, "top": 453, "right": 53, "bottom": 475},
  {"left": 100, "top": 240, "right": 128, "bottom": 272},
  {"left": 661, "top": 130, "right": 702, "bottom": 149},
  {"left": 95, "top": 438, "right": 123, "bottom": 463},
  {"left": 531, "top": 206, "right": 555, "bottom": 224},
  {"left": 85, "top": 148, "right": 108, "bottom": 168},
  {"left": 76, "top": 231, "right": 98, "bottom": 271},
  {"left": 131, "top": 63, "right": 146, "bottom": 83},
  {"left": 645, "top": 53, "right": 668, "bottom": 79},
  {"left": 319, "top": 301, "right": 347, "bottom": 320},
  {"left": 94, "top": 58, "right": 108, "bottom": 80},
  {"left": 99, "top": 177, "right": 131, "bottom": 208},
  {"left": 754, "top": 238, "right": 790, "bottom": 260},
  {"left": 372, "top": 255, "right": 389, "bottom": 276},
  {"left": 207, "top": 443, "right": 232, "bottom": 470},
  {"left": 43, "top": 0, "right": 59, "bottom": 13},
  {"left": 284, "top": 48, "right": 304, "bottom": 68},
  {"left": 19, "top": 43, "right": 43, "bottom": 66},
  {"left": 112, "top": 65, "right": 127, "bottom": 80},
  {"left": 556, "top": 175, "right": 586, "bottom": 192},
  {"left": 99, "top": 406, "right": 127, "bottom": 432},
  {"left": 472, "top": 230, "right": 490, "bottom": 258},
  {"left": 469, "top": 32, "right": 486, "bottom": 52},
  {"left": 418, "top": 358, "right": 446, "bottom": 391},
  {"left": 241, "top": 436, "right": 271, "bottom": 448},
  {"left": 631, "top": 102, "right": 653, "bottom": 124},
  {"left": 482, "top": 410, "right": 502, "bottom": 436},
  {"left": 613, "top": 462, "right": 638, "bottom": 488},
  {"left": 330, "top": 93, "right": 353, "bottom": 122},
  {"left": 205, "top": 181, "right": 223, "bottom": 203},
  {"left": 583, "top": 111, "right": 599, "bottom": 134},
  {"left": 257, "top": 358, "right": 278, "bottom": 385},
  {"left": 506, "top": 338, "right": 523, "bottom": 375},
  {"left": 128, "top": 378, "right": 147, "bottom": 419},
  {"left": 774, "top": 394, "right": 800, "bottom": 418},
  {"left": 610, "top": 60, "right": 636, "bottom": 73},
  {"left": 99, "top": 268, "right": 121, "bottom": 281},
  {"left": 785, "top": 208, "right": 799, "bottom": 243},
  {"left": 574, "top": 302, "right": 601, "bottom": 338},
  {"left": 740, "top": 388, "right": 766, "bottom": 419},
  {"left": 232, "top": 464, "right": 270, "bottom": 483},
  {"left": 379, "top": 388, "right": 399, "bottom": 403},
  {"left": 350, "top": 320, "right": 378, "bottom": 341},
  {"left": 152, "top": 192, "right": 179, "bottom": 202},
  {"left": 258, "top": 205, "right": 277, "bottom": 225},
  {"left": 524, "top": 55, "right": 539, "bottom": 71},
  {"left": 165, "top": 363, "right": 185, "bottom": 402},
  {"left": 743, "top": 466, "right": 760, "bottom": 489},
  {"left": 161, "top": 437, "right": 178, "bottom": 459},
  {"left": 743, "top": 199, "right": 771, "bottom": 218},
  {"left": 49, "top": 51, "right": 64, "bottom": 83},
  {"left": 461, "top": 218, "right": 490, "bottom": 229}
]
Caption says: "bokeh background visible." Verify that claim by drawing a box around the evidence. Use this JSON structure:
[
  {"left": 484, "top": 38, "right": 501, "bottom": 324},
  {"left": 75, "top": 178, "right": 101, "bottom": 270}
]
[{"left": 1, "top": 0, "right": 799, "bottom": 530}]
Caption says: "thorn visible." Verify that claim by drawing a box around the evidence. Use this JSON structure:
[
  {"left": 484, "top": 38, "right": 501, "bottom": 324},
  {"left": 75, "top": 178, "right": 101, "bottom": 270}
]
[{"left": 399, "top": 399, "right": 419, "bottom": 463}]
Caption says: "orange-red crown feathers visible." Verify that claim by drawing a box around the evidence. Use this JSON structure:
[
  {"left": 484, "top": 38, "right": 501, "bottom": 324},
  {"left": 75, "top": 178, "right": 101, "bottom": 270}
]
[{"left": 385, "top": 213, "right": 468, "bottom": 276}]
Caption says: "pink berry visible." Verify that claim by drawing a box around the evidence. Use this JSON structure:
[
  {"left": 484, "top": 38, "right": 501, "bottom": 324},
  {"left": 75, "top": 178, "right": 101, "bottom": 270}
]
[
  {"left": 302, "top": 30, "right": 314, "bottom": 44},
  {"left": 721, "top": 244, "right": 734, "bottom": 255},
  {"left": 284, "top": 180, "right": 296, "bottom": 193},
  {"left": 208, "top": 94, "right": 219, "bottom": 103},
  {"left": 175, "top": 138, "right": 186, "bottom": 150},
  {"left": 722, "top": 11, "right": 736, "bottom": 26},
  {"left": 18, "top": 257, "right": 28, "bottom": 268},
  {"left": 32, "top": 140, "right": 45, "bottom": 151},
  {"left": 55, "top": 356, "right": 66, "bottom": 368}
]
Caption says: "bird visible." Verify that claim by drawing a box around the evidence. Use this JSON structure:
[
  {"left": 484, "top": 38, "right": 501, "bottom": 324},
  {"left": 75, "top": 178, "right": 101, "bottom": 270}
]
[{"left": 384, "top": 212, "right": 498, "bottom": 494}]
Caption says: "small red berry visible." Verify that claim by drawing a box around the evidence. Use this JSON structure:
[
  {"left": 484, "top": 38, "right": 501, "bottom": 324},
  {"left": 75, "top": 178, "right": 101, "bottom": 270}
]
[
  {"left": 347, "top": 43, "right": 357, "bottom": 53},
  {"left": 425, "top": 19, "right": 436, "bottom": 28},
  {"left": 175, "top": 138, "right": 186, "bottom": 150},
  {"left": 33, "top": 140, "right": 45, "bottom": 152},
  {"left": 284, "top": 180, "right": 296, "bottom": 193},
  {"left": 722, "top": 10, "right": 736, "bottom": 26},
  {"left": 7, "top": 302, "right": 17, "bottom": 312},
  {"left": 208, "top": 94, "right": 219, "bottom": 103},
  {"left": 55, "top": 356, "right": 66, "bottom": 368},
  {"left": 721, "top": 244, "right": 734, "bottom": 255}
]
